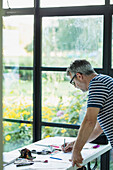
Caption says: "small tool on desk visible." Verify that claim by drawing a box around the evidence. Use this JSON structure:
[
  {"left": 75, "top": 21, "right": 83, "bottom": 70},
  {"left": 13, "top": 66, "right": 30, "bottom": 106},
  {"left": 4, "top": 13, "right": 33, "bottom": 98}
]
[
  {"left": 35, "top": 143, "right": 61, "bottom": 149},
  {"left": 19, "top": 148, "right": 36, "bottom": 160},
  {"left": 31, "top": 149, "right": 51, "bottom": 155},
  {"left": 33, "top": 160, "right": 48, "bottom": 163},
  {"left": 93, "top": 144, "right": 100, "bottom": 149},
  {"left": 16, "top": 162, "right": 34, "bottom": 167},
  {"left": 50, "top": 156, "right": 62, "bottom": 160},
  {"left": 15, "top": 158, "right": 48, "bottom": 164}
]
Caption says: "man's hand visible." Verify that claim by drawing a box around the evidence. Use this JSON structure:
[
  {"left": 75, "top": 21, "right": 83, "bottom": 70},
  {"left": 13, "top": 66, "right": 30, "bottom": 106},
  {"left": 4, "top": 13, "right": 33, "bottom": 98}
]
[
  {"left": 61, "top": 141, "right": 75, "bottom": 153},
  {"left": 70, "top": 149, "right": 83, "bottom": 167}
]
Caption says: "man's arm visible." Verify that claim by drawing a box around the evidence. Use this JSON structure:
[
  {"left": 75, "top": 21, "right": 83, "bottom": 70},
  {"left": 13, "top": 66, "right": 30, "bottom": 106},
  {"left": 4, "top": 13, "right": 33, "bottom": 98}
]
[
  {"left": 71, "top": 107, "right": 100, "bottom": 167},
  {"left": 87, "top": 120, "right": 103, "bottom": 143}
]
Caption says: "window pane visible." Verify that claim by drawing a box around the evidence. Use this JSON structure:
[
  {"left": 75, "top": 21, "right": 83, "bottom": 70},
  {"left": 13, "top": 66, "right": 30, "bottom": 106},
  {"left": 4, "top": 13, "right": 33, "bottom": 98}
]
[
  {"left": 42, "top": 16, "right": 103, "bottom": 68},
  {"left": 3, "top": 16, "right": 33, "bottom": 67},
  {"left": 42, "top": 126, "right": 78, "bottom": 139},
  {"left": 42, "top": 71, "right": 88, "bottom": 125},
  {"left": 3, "top": 122, "right": 33, "bottom": 152},
  {"left": 3, "top": 0, "right": 34, "bottom": 8},
  {"left": 40, "top": 0, "right": 104, "bottom": 7},
  {"left": 110, "top": 0, "right": 113, "bottom": 4},
  {"left": 3, "top": 68, "right": 33, "bottom": 121}
]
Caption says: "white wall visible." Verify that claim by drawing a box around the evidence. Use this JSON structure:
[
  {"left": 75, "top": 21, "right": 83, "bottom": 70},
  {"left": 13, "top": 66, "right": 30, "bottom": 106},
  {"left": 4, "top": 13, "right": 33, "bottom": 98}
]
[{"left": 0, "top": 0, "right": 3, "bottom": 169}]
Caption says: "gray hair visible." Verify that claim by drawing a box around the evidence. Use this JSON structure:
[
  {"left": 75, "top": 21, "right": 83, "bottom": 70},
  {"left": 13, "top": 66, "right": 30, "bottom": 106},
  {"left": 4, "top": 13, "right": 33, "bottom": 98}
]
[{"left": 67, "top": 59, "right": 96, "bottom": 76}]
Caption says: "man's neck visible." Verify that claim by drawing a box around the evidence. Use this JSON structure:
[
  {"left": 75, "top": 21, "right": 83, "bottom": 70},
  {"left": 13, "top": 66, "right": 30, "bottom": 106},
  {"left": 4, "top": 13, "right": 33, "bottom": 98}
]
[{"left": 86, "top": 73, "right": 98, "bottom": 90}]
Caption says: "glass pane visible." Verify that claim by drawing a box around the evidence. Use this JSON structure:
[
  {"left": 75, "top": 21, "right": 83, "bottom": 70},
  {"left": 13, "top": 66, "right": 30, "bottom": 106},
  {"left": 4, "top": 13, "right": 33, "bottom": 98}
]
[
  {"left": 3, "top": 15, "right": 33, "bottom": 67},
  {"left": 3, "top": 0, "right": 34, "bottom": 8},
  {"left": 40, "top": 0, "right": 104, "bottom": 7},
  {"left": 42, "top": 126, "right": 78, "bottom": 139},
  {"left": 42, "top": 71, "right": 88, "bottom": 125},
  {"left": 110, "top": 0, "right": 113, "bottom": 4},
  {"left": 42, "top": 16, "right": 103, "bottom": 68},
  {"left": 3, "top": 68, "right": 33, "bottom": 121},
  {"left": 3, "top": 121, "right": 33, "bottom": 152}
]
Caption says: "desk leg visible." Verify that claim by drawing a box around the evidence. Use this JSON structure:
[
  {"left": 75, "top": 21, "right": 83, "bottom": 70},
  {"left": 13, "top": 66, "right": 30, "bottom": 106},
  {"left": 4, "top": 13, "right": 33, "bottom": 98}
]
[{"left": 100, "top": 150, "right": 110, "bottom": 170}]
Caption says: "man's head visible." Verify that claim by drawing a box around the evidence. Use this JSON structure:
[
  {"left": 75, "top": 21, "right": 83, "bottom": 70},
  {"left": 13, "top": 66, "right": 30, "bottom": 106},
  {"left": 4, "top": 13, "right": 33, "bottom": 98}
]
[{"left": 67, "top": 59, "right": 96, "bottom": 92}]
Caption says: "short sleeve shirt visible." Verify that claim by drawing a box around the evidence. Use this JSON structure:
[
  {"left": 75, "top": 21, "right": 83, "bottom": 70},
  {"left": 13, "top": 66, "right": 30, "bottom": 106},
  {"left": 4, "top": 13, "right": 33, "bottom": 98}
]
[{"left": 87, "top": 74, "right": 113, "bottom": 147}]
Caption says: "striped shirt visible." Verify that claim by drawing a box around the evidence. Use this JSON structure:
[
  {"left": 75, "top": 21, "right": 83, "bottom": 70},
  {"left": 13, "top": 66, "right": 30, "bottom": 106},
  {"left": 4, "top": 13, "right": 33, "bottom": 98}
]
[{"left": 87, "top": 74, "right": 113, "bottom": 147}]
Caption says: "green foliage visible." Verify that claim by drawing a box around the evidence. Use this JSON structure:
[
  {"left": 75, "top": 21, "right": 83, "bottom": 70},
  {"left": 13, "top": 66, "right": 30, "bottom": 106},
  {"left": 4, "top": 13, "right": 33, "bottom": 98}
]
[
  {"left": 24, "top": 41, "right": 33, "bottom": 53},
  {"left": 42, "top": 17, "right": 102, "bottom": 53},
  {"left": 3, "top": 96, "right": 33, "bottom": 151},
  {"left": 56, "top": 19, "right": 82, "bottom": 50},
  {"left": 42, "top": 90, "right": 88, "bottom": 139}
]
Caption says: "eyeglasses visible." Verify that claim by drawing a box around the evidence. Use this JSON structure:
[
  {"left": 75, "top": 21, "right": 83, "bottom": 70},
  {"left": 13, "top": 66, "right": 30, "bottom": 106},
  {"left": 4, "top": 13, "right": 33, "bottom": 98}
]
[{"left": 70, "top": 73, "right": 76, "bottom": 85}]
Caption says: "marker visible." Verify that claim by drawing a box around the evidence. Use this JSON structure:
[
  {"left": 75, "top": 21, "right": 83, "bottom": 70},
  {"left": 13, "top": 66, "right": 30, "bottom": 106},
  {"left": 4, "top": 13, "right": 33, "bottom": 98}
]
[
  {"left": 93, "top": 144, "right": 100, "bottom": 149},
  {"left": 50, "top": 157, "right": 62, "bottom": 160},
  {"left": 16, "top": 163, "right": 34, "bottom": 167},
  {"left": 50, "top": 145, "right": 60, "bottom": 148}
]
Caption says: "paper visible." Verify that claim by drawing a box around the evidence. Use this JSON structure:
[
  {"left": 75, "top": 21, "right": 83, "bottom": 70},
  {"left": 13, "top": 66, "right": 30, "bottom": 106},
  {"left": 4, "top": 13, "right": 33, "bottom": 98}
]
[{"left": 3, "top": 151, "right": 20, "bottom": 164}]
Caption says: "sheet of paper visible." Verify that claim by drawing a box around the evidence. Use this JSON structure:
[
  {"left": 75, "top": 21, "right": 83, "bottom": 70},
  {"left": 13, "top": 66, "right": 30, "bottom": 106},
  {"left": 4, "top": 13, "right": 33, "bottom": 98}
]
[{"left": 3, "top": 151, "right": 20, "bottom": 163}]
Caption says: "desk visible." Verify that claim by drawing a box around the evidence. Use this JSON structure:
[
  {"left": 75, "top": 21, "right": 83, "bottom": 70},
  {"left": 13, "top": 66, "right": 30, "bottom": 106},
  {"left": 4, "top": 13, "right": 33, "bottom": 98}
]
[{"left": 3, "top": 137, "right": 112, "bottom": 170}]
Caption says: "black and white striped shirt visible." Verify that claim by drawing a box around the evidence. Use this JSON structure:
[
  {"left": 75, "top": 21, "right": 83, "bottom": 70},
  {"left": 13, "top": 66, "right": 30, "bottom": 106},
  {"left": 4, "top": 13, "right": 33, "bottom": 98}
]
[{"left": 87, "top": 74, "right": 113, "bottom": 147}]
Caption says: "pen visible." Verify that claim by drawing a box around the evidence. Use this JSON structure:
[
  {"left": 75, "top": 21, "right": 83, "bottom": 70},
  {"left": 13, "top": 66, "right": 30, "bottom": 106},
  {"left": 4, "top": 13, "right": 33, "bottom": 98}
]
[
  {"left": 50, "top": 157, "right": 62, "bottom": 160},
  {"left": 35, "top": 144, "right": 50, "bottom": 147}
]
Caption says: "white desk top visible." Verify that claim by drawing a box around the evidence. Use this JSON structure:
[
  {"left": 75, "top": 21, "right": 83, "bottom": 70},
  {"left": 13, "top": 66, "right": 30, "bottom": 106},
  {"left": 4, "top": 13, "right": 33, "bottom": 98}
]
[{"left": 3, "top": 137, "right": 112, "bottom": 170}]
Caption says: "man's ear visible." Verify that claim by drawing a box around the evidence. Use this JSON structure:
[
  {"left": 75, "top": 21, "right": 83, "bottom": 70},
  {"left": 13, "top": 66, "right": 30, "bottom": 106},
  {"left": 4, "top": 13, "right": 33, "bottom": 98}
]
[{"left": 76, "top": 73, "right": 83, "bottom": 80}]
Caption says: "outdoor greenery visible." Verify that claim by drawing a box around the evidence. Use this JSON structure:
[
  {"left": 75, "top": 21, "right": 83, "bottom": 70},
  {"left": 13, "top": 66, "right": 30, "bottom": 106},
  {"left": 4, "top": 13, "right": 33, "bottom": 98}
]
[{"left": 3, "top": 75, "right": 87, "bottom": 151}]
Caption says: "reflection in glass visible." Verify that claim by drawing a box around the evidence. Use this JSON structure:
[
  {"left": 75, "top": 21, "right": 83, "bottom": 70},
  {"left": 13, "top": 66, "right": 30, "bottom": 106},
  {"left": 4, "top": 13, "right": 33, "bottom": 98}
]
[
  {"left": 3, "top": 16, "right": 33, "bottom": 67},
  {"left": 42, "top": 126, "right": 78, "bottom": 139},
  {"left": 3, "top": 0, "right": 34, "bottom": 8},
  {"left": 3, "top": 122, "right": 33, "bottom": 152},
  {"left": 42, "top": 71, "right": 88, "bottom": 125},
  {"left": 42, "top": 16, "right": 103, "bottom": 68},
  {"left": 3, "top": 68, "right": 33, "bottom": 120},
  {"left": 40, "top": 0, "right": 104, "bottom": 7}
]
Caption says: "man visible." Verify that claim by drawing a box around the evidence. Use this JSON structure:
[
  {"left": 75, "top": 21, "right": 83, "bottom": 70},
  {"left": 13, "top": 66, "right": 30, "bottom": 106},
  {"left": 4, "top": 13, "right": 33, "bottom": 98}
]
[{"left": 62, "top": 59, "right": 113, "bottom": 168}]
